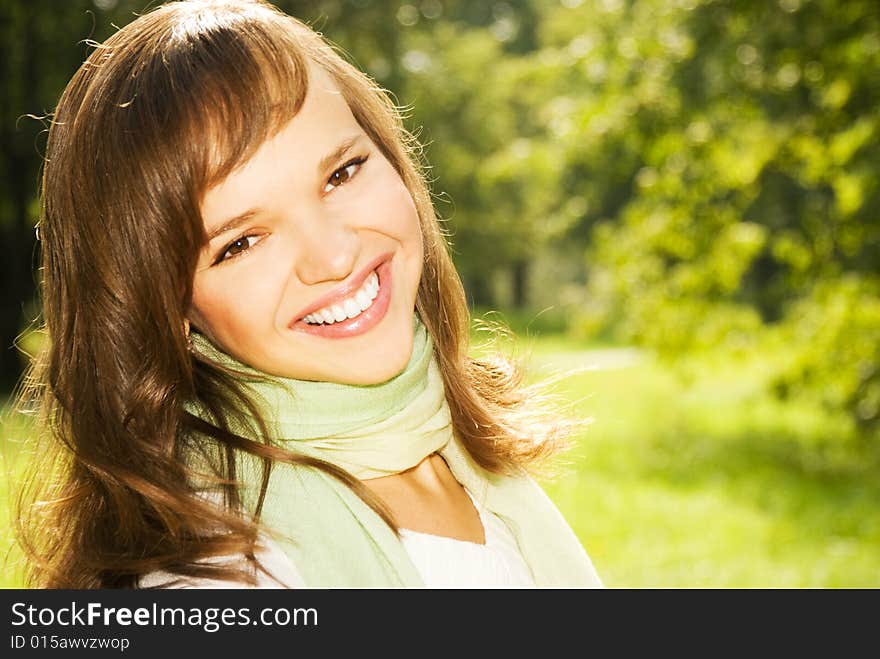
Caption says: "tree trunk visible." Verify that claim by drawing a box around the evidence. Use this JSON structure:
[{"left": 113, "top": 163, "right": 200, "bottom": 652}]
[
  {"left": 465, "top": 272, "right": 493, "bottom": 309},
  {"left": 511, "top": 259, "right": 529, "bottom": 310}
]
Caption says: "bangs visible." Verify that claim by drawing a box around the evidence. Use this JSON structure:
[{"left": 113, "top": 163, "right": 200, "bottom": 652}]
[{"left": 161, "top": 4, "right": 310, "bottom": 191}]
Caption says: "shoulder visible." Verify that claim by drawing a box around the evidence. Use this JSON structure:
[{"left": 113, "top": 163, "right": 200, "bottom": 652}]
[{"left": 138, "top": 533, "right": 306, "bottom": 589}]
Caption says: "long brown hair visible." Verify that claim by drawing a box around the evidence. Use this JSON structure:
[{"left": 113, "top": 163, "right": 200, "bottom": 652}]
[{"left": 11, "top": 0, "right": 577, "bottom": 588}]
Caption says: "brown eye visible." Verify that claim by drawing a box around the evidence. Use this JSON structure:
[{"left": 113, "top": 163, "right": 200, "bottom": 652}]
[
  {"left": 227, "top": 237, "right": 250, "bottom": 256},
  {"left": 324, "top": 155, "right": 368, "bottom": 193},
  {"left": 329, "top": 168, "right": 352, "bottom": 186},
  {"left": 215, "top": 235, "right": 259, "bottom": 265}
]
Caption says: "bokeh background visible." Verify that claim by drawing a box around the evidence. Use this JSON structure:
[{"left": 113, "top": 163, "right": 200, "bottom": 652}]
[{"left": 1, "top": 0, "right": 878, "bottom": 587}]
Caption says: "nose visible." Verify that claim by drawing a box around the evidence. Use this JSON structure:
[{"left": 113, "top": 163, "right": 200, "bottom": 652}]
[{"left": 292, "top": 212, "right": 360, "bottom": 286}]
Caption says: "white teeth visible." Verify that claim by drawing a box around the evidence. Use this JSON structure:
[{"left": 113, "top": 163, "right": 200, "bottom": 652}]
[
  {"left": 303, "top": 269, "right": 382, "bottom": 325},
  {"left": 331, "top": 304, "right": 347, "bottom": 322},
  {"left": 343, "top": 298, "right": 360, "bottom": 318}
]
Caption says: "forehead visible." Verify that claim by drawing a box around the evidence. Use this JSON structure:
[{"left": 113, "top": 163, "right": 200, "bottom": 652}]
[{"left": 200, "top": 65, "right": 360, "bottom": 221}]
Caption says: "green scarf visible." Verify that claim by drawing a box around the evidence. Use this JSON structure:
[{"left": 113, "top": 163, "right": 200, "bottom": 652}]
[{"left": 188, "top": 313, "right": 601, "bottom": 588}]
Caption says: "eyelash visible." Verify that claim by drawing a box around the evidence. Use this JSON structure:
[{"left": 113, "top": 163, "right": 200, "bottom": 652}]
[
  {"left": 323, "top": 155, "right": 368, "bottom": 193},
  {"left": 213, "top": 154, "right": 369, "bottom": 266},
  {"left": 213, "top": 234, "right": 262, "bottom": 266}
]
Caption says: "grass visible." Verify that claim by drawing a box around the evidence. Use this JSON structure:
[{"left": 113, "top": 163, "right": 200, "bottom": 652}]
[
  {"left": 2, "top": 319, "right": 878, "bottom": 588},
  {"left": 510, "top": 334, "right": 880, "bottom": 587},
  {"left": 1, "top": 402, "right": 35, "bottom": 588}
]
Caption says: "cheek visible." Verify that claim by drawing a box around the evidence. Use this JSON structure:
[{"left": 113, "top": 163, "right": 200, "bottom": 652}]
[
  {"left": 190, "top": 270, "right": 275, "bottom": 339},
  {"left": 368, "top": 170, "right": 423, "bottom": 250}
]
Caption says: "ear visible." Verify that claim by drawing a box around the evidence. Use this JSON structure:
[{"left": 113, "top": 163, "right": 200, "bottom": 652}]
[{"left": 185, "top": 303, "right": 205, "bottom": 335}]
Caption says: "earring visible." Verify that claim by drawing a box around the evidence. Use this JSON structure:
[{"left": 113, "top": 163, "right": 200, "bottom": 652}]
[{"left": 184, "top": 319, "right": 192, "bottom": 349}]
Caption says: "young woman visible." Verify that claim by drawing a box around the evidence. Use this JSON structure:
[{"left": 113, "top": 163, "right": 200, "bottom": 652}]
[{"left": 13, "top": 0, "right": 602, "bottom": 588}]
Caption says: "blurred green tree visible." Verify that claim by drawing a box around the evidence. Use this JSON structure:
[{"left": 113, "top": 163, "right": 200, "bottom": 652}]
[{"left": 539, "top": 0, "right": 879, "bottom": 437}]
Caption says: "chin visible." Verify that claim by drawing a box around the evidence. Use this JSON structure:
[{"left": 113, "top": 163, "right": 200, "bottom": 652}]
[
  {"left": 337, "top": 356, "right": 411, "bottom": 386},
  {"left": 335, "top": 334, "right": 415, "bottom": 385}
]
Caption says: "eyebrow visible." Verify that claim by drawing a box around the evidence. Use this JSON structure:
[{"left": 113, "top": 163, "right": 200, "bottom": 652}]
[
  {"left": 206, "top": 209, "right": 261, "bottom": 244},
  {"left": 318, "top": 133, "right": 362, "bottom": 181},
  {"left": 205, "top": 134, "right": 364, "bottom": 244}
]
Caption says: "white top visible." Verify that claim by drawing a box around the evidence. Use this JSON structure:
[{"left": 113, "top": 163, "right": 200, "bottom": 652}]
[
  {"left": 397, "top": 489, "right": 535, "bottom": 588},
  {"left": 139, "top": 489, "right": 536, "bottom": 589}
]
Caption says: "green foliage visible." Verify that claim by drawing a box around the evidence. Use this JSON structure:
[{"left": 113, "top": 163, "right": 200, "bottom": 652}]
[
  {"left": 527, "top": 0, "right": 880, "bottom": 440},
  {"left": 398, "top": 20, "right": 583, "bottom": 297},
  {"left": 771, "top": 276, "right": 880, "bottom": 436}
]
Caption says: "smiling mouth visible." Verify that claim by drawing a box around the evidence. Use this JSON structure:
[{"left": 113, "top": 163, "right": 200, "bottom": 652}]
[
  {"left": 290, "top": 251, "right": 393, "bottom": 333},
  {"left": 302, "top": 270, "right": 380, "bottom": 325}
]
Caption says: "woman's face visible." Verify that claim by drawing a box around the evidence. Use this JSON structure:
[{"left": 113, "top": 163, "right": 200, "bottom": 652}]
[{"left": 188, "top": 65, "right": 424, "bottom": 385}]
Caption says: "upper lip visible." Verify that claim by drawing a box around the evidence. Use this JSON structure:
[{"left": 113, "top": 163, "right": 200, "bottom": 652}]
[{"left": 291, "top": 251, "right": 391, "bottom": 324}]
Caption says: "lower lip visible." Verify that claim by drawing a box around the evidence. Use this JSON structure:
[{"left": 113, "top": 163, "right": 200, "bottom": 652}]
[{"left": 290, "top": 259, "right": 393, "bottom": 338}]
